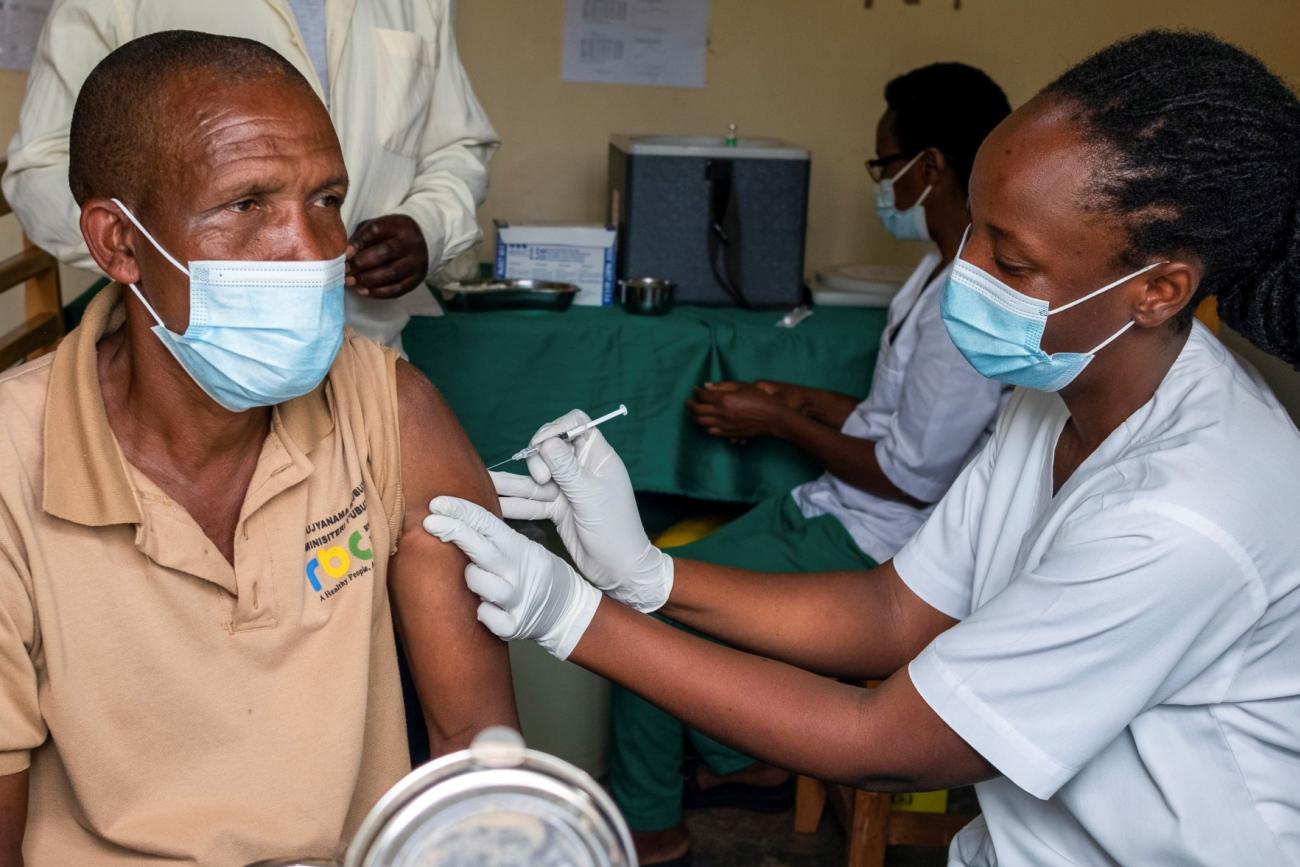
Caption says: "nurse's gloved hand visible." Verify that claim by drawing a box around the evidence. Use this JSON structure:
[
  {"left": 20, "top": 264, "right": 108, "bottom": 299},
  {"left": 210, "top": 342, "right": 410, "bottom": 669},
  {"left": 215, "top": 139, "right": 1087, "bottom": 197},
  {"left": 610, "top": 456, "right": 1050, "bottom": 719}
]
[
  {"left": 490, "top": 410, "right": 674, "bottom": 613},
  {"left": 423, "top": 497, "right": 600, "bottom": 660}
]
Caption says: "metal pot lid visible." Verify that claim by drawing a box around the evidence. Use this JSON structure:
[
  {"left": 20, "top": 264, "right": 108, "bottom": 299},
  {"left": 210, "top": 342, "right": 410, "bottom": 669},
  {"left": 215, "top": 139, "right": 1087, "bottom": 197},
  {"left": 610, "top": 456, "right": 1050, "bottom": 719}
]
[{"left": 345, "top": 727, "right": 636, "bottom": 867}]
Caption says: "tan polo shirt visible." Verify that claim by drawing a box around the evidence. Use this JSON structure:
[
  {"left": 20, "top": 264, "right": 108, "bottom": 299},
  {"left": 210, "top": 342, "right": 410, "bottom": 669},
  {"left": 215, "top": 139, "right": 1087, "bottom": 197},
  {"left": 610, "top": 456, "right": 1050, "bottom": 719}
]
[{"left": 0, "top": 285, "right": 412, "bottom": 865}]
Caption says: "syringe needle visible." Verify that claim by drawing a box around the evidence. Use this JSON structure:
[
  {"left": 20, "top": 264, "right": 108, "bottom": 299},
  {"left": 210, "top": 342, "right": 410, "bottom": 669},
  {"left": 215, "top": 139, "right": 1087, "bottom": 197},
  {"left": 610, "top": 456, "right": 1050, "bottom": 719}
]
[{"left": 486, "top": 405, "right": 629, "bottom": 471}]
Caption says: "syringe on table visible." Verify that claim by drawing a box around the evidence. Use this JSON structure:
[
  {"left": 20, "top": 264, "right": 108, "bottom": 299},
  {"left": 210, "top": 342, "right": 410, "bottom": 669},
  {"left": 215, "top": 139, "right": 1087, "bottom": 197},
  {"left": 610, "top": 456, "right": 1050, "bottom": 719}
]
[{"left": 487, "top": 405, "right": 629, "bottom": 471}]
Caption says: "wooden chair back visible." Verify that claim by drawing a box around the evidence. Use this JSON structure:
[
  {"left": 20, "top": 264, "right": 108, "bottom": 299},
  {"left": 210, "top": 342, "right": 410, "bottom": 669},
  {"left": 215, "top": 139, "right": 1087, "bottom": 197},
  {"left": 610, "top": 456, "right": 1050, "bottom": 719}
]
[{"left": 0, "top": 157, "right": 65, "bottom": 370}]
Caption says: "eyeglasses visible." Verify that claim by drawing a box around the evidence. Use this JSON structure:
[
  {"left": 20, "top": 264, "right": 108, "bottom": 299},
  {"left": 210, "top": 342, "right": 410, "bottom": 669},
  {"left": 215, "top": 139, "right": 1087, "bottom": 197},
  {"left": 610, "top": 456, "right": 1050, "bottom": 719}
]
[{"left": 865, "top": 151, "right": 914, "bottom": 183}]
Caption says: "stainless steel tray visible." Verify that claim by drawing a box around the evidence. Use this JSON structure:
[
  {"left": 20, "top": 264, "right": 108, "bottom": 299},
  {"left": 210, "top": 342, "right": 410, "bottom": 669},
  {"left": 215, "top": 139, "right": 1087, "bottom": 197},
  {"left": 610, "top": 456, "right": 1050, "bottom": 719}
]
[{"left": 437, "top": 279, "right": 579, "bottom": 312}]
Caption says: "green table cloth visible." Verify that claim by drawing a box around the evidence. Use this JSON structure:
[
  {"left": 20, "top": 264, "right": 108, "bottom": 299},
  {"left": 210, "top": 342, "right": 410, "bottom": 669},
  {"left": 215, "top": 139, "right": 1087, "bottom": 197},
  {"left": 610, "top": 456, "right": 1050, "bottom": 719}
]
[{"left": 403, "top": 304, "right": 887, "bottom": 503}]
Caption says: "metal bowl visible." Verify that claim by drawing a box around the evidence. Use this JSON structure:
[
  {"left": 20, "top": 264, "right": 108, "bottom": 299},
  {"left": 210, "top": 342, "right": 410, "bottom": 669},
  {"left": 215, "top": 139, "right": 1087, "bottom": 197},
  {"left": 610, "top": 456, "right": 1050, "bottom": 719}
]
[
  {"left": 437, "top": 279, "right": 578, "bottom": 312},
  {"left": 618, "top": 278, "right": 675, "bottom": 316},
  {"left": 344, "top": 727, "right": 635, "bottom": 867},
  {"left": 245, "top": 729, "right": 635, "bottom": 867}
]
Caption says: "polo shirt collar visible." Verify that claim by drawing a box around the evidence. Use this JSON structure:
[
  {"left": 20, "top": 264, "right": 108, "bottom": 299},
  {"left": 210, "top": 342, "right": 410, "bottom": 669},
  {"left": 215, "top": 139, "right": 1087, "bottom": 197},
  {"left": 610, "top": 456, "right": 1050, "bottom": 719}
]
[{"left": 42, "top": 283, "right": 335, "bottom": 528}]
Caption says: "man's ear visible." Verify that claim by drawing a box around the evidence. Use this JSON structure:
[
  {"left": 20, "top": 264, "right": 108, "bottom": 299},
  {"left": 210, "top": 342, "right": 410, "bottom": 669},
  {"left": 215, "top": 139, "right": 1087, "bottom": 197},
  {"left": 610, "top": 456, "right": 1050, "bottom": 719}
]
[
  {"left": 1134, "top": 259, "right": 1202, "bottom": 328},
  {"left": 80, "top": 199, "right": 142, "bottom": 285}
]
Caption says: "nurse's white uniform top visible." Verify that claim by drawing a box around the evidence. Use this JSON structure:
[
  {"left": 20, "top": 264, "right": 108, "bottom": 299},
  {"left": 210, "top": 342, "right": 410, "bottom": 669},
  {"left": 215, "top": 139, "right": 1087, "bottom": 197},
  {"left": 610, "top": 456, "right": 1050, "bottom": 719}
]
[
  {"left": 896, "top": 322, "right": 1300, "bottom": 866},
  {"left": 794, "top": 252, "right": 1008, "bottom": 562}
]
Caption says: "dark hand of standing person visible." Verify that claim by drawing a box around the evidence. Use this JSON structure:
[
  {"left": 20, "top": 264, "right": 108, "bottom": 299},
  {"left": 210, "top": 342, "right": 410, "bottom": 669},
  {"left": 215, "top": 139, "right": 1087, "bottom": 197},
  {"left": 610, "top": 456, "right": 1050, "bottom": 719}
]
[{"left": 346, "top": 214, "right": 429, "bottom": 299}]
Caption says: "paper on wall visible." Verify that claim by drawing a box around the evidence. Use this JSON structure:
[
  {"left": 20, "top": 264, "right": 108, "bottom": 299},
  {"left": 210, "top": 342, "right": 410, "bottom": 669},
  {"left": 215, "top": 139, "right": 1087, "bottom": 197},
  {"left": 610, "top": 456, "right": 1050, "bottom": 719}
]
[
  {"left": 0, "top": 0, "right": 52, "bottom": 71},
  {"left": 562, "top": 0, "right": 709, "bottom": 89}
]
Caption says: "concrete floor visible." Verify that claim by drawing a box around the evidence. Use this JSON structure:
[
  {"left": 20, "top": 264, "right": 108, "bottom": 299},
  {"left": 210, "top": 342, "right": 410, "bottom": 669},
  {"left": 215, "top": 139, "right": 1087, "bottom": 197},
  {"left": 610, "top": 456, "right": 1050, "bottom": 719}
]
[{"left": 685, "top": 806, "right": 950, "bottom": 867}]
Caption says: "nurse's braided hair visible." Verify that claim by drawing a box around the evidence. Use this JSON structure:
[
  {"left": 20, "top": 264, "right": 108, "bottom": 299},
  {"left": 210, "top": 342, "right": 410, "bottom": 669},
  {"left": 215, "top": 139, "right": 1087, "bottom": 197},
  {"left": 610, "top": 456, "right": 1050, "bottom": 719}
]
[{"left": 1045, "top": 30, "right": 1300, "bottom": 366}]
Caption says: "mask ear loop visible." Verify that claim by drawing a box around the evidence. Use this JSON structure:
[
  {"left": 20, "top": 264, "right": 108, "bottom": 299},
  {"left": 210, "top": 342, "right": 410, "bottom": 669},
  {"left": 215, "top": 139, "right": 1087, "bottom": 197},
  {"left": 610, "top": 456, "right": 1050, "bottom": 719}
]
[
  {"left": 889, "top": 149, "right": 927, "bottom": 183},
  {"left": 889, "top": 150, "right": 934, "bottom": 210},
  {"left": 1049, "top": 260, "right": 1167, "bottom": 356},
  {"left": 1047, "top": 260, "right": 1166, "bottom": 315},
  {"left": 110, "top": 197, "right": 189, "bottom": 332},
  {"left": 1085, "top": 319, "right": 1136, "bottom": 355}
]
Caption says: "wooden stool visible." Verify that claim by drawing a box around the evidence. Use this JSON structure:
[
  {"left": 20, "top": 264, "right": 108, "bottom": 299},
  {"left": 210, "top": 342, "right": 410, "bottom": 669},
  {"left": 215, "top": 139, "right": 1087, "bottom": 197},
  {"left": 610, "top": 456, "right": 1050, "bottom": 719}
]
[{"left": 795, "top": 777, "right": 974, "bottom": 867}]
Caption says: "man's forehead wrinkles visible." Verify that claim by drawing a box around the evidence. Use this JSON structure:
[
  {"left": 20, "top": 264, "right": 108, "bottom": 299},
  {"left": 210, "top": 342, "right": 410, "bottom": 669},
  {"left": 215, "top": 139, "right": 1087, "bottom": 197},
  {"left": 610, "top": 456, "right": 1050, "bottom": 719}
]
[{"left": 195, "top": 112, "right": 308, "bottom": 155}]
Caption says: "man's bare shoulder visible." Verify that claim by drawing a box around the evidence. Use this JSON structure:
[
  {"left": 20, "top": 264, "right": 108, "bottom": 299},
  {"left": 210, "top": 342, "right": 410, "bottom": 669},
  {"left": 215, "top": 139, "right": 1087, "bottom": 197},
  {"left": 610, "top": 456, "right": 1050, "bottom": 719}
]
[{"left": 393, "top": 360, "right": 497, "bottom": 530}]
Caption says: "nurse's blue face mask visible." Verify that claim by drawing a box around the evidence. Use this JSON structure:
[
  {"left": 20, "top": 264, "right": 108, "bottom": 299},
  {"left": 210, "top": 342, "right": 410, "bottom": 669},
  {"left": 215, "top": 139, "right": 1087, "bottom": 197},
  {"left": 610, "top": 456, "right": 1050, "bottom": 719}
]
[
  {"left": 874, "top": 150, "right": 933, "bottom": 242},
  {"left": 941, "top": 227, "right": 1165, "bottom": 392},
  {"left": 112, "top": 199, "right": 346, "bottom": 412}
]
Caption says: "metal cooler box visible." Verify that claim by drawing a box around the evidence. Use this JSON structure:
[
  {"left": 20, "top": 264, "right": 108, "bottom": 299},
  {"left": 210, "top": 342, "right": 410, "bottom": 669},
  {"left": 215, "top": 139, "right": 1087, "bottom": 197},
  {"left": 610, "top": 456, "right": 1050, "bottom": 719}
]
[{"left": 607, "top": 134, "right": 811, "bottom": 308}]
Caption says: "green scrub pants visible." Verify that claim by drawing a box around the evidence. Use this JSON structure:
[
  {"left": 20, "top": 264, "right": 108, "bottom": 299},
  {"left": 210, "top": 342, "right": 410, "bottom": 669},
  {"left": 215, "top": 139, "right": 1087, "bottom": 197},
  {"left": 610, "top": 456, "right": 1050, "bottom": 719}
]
[{"left": 608, "top": 493, "right": 877, "bottom": 832}]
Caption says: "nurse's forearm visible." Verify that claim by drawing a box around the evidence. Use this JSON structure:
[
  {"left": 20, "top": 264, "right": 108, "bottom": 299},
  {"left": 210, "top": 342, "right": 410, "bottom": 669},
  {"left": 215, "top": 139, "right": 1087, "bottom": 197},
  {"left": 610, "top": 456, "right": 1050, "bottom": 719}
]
[
  {"left": 774, "top": 413, "right": 924, "bottom": 507},
  {"left": 571, "top": 600, "right": 992, "bottom": 791},
  {"left": 660, "top": 559, "right": 954, "bottom": 680}
]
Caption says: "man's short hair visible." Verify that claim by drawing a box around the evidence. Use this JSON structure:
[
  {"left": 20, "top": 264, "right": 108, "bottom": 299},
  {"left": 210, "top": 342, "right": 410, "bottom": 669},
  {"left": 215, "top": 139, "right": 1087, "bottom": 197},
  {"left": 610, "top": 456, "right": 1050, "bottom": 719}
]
[{"left": 69, "top": 30, "right": 316, "bottom": 206}]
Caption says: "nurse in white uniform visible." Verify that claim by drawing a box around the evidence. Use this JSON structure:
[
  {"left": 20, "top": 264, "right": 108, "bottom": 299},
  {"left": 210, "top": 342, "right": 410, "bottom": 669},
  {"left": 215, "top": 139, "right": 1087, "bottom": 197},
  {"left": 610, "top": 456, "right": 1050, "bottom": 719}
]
[
  {"left": 606, "top": 63, "right": 1010, "bottom": 865},
  {"left": 427, "top": 30, "right": 1300, "bottom": 866}
]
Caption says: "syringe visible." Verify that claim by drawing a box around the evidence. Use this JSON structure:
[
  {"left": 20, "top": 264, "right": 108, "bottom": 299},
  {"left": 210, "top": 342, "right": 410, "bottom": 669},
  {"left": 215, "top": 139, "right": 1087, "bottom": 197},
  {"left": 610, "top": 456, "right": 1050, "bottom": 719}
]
[{"left": 488, "top": 405, "right": 629, "bottom": 470}]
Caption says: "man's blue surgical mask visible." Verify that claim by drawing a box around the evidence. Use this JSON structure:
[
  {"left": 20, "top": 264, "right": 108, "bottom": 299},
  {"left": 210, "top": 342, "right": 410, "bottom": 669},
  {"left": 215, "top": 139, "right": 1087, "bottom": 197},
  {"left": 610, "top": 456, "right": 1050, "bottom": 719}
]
[
  {"left": 113, "top": 198, "right": 345, "bottom": 412},
  {"left": 874, "top": 150, "right": 933, "bottom": 242},
  {"left": 941, "top": 228, "right": 1165, "bottom": 392}
]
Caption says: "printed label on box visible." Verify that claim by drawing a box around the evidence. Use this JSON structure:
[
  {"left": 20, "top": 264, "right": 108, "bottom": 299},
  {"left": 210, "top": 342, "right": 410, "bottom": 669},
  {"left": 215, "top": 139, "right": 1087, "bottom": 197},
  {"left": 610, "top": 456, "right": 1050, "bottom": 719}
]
[{"left": 495, "top": 224, "right": 617, "bottom": 306}]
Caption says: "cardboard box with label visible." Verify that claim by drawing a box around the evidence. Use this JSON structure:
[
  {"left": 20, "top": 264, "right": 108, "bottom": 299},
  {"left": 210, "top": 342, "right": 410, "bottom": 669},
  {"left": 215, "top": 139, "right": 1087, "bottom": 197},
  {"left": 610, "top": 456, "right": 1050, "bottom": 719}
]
[{"left": 494, "top": 222, "right": 618, "bottom": 307}]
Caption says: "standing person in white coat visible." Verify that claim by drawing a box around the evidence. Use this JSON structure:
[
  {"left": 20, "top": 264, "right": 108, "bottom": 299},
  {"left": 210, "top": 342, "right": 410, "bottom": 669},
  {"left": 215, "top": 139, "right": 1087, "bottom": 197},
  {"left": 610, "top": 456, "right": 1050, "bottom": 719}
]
[
  {"left": 4, "top": 0, "right": 497, "bottom": 349},
  {"left": 427, "top": 31, "right": 1300, "bottom": 866},
  {"left": 605, "top": 63, "right": 1011, "bottom": 866}
]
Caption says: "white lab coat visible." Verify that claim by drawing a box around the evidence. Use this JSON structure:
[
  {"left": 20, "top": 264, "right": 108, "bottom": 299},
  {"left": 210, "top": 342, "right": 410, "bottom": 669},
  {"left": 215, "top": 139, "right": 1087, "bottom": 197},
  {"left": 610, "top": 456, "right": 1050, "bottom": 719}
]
[
  {"left": 3, "top": 0, "right": 499, "bottom": 347},
  {"left": 897, "top": 323, "right": 1300, "bottom": 865},
  {"left": 793, "top": 252, "right": 1008, "bottom": 562}
]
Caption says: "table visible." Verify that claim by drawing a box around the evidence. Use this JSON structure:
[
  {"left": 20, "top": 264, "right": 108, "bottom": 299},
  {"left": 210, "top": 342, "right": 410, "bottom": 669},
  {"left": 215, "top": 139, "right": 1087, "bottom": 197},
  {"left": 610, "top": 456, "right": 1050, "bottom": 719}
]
[{"left": 404, "top": 304, "right": 887, "bottom": 504}]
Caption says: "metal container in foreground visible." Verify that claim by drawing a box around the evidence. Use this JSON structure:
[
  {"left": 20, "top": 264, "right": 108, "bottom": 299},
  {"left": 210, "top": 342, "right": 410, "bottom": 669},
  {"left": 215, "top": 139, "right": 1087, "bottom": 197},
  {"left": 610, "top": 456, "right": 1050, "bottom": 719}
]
[
  {"left": 436, "top": 279, "right": 579, "bottom": 312},
  {"left": 249, "top": 727, "right": 636, "bottom": 867},
  {"left": 618, "top": 277, "right": 675, "bottom": 316}
]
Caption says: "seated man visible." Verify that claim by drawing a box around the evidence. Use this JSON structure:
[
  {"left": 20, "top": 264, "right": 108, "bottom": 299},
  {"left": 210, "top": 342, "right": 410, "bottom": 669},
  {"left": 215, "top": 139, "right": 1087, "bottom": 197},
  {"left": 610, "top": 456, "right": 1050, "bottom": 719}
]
[
  {"left": 609, "top": 64, "right": 1012, "bottom": 865},
  {"left": 6, "top": 0, "right": 500, "bottom": 348},
  {"left": 0, "top": 32, "right": 516, "bottom": 867}
]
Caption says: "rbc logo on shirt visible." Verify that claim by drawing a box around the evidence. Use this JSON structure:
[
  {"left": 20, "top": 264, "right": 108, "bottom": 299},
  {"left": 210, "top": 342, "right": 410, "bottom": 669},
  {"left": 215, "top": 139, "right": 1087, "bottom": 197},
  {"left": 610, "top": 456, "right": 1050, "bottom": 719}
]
[{"left": 306, "top": 530, "right": 374, "bottom": 592}]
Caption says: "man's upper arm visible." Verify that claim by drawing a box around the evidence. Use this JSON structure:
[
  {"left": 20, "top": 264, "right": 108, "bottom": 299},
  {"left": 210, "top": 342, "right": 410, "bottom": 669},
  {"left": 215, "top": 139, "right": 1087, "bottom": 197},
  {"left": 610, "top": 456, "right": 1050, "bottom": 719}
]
[
  {"left": 0, "top": 771, "right": 26, "bottom": 865},
  {"left": 0, "top": 517, "right": 42, "bottom": 779},
  {"left": 0, "top": 513, "right": 40, "bottom": 858},
  {"left": 3, "top": 0, "right": 122, "bottom": 270},
  {"left": 388, "top": 361, "right": 517, "bottom": 755}
]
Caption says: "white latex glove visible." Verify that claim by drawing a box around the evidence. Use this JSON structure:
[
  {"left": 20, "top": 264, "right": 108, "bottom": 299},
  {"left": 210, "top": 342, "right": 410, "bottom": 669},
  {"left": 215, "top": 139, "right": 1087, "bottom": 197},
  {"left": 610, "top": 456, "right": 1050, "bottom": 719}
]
[
  {"left": 490, "top": 410, "right": 674, "bottom": 613},
  {"left": 422, "top": 496, "right": 601, "bottom": 660}
]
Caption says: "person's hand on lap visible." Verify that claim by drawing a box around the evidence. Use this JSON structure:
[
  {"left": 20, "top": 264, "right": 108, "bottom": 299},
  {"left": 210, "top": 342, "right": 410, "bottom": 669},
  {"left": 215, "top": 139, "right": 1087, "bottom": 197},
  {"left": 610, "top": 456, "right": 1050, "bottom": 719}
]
[
  {"left": 345, "top": 214, "right": 429, "bottom": 299},
  {"left": 687, "top": 381, "right": 802, "bottom": 441}
]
